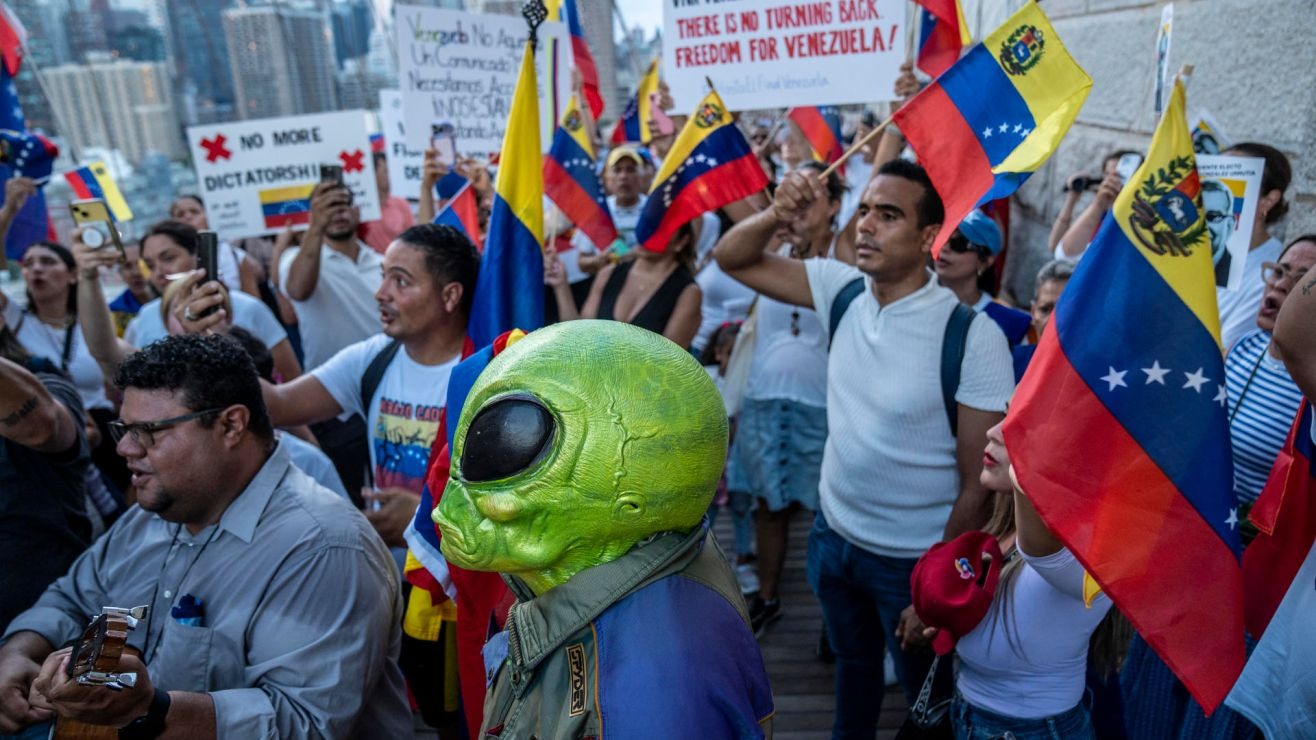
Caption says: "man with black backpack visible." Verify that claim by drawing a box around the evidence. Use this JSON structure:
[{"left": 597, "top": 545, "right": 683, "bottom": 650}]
[{"left": 715, "top": 160, "right": 1014, "bottom": 736}]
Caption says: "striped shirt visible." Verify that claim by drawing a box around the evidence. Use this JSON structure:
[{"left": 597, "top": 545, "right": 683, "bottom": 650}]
[{"left": 1225, "top": 329, "right": 1303, "bottom": 504}]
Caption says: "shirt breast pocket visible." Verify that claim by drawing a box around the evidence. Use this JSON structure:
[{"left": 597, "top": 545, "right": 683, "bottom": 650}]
[{"left": 150, "top": 619, "right": 213, "bottom": 693}]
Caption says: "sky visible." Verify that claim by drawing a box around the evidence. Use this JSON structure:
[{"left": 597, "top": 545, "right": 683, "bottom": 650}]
[{"left": 613, "top": 0, "right": 663, "bottom": 40}]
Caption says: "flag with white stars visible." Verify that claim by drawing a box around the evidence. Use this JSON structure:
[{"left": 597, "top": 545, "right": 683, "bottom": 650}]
[
  {"left": 892, "top": 0, "right": 1090, "bottom": 256},
  {"left": 544, "top": 94, "right": 616, "bottom": 249},
  {"left": 633, "top": 89, "right": 767, "bottom": 253},
  {"left": 1004, "top": 78, "right": 1243, "bottom": 713}
]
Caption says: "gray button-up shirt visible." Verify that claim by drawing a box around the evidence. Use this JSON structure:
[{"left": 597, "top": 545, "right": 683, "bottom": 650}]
[{"left": 5, "top": 442, "right": 412, "bottom": 738}]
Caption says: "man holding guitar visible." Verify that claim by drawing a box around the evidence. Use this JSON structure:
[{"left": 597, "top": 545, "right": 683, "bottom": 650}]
[{"left": 0, "top": 334, "right": 411, "bottom": 739}]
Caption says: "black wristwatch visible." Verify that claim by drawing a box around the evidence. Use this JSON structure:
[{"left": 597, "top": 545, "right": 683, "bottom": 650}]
[{"left": 118, "top": 687, "right": 170, "bottom": 740}]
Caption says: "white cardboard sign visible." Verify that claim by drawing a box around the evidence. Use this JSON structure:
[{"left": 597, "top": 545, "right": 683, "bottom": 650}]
[
  {"left": 185, "top": 111, "right": 380, "bottom": 238},
  {"left": 378, "top": 90, "right": 425, "bottom": 202},
  {"left": 662, "top": 0, "right": 905, "bottom": 112},
  {"left": 396, "top": 6, "right": 571, "bottom": 156},
  {"left": 1197, "top": 155, "right": 1263, "bottom": 292}
]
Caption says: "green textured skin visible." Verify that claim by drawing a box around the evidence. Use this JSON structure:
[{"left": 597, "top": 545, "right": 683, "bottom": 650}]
[{"left": 434, "top": 320, "right": 729, "bottom": 595}]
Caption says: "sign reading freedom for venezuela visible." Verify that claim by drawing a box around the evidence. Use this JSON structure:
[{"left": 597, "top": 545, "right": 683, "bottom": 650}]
[
  {"left": 663, "top": 0, "right": 904, "bottom": 111},
  {"left": 186, "top": 111, "right": 381, "bottom": 239},
  {"left": 396, "top": 5, "right": 571, "bottom": 156},
  {"left": 379, "top": 90, "right": 425, "bottom": 202}
]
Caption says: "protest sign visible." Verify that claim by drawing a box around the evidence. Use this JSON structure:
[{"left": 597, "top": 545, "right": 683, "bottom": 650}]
[
  {"left": 186, "top": 111, "right": 380, "bottom": 238},
  {"left": 1153, "top": 4, "right": 1173, "bottom": 116},
  {"left": 1197, "top": 155, "right": 1262, "bottom": 292},
  {"left": 662, "top": 0, "right": 905, "bottom": 112},
  {"left": 379, "top": 90, "right": 425, "bottom": 201},
  {"left": 1191, "top": 110, "right": 1232, "bottom": 156},
  {"left": 396, "top": 5, "right": 571, "bottom": 156}
]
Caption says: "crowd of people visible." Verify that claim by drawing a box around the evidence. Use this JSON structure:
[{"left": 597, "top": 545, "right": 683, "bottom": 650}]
[{"left": 0, "top": 56, "right": 1311, "bottom": 740}]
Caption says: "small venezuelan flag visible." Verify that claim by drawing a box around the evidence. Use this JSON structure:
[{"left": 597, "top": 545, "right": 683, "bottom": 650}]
[
  {"left": 544, "top": 94, "right": 615, "bottom": 249},
  {"left": 787, "top": 106, "right": 845, "bottom": 170},
  {"left": 893, "top": 1, "right": 1090, "bottom": 255},
  {"left": 64, "top": 161, "right": 133, "bottom": 221},
  {"left": 610, "top": 59, "right": 658, "bottom": 145},
  {"left": 434, "top": 181, "right": 483, "bottom": 252},
  {"left": 467, "top": 34, "right": 544, "bottom": 349},
  {"left": 1004, "top": 78, "right": 1243, "bottom": 713},
  {"left": 546, "top": 0, "right": 603, "bottom": 118},
  {"left": 634, "top": 89, "right": 768, "bottom": 253},
  {"left": 259, "top": 184, "right": 314, "bottom": 229},
  {"left": 914, "top": 0, "right": 971, "bottom": 77}
]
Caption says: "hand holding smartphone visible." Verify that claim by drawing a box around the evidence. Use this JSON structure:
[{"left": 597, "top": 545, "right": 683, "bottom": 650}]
[
  {"left": 69, "top": 199, "right": 125, "bottom": 255},
  {"left": 195, "top": 231, "right": 220, "bottom": 318},
  {"left": 319, "top": 163, "right": 344, "bottom": 188},
  {"left": 430, "top": 120, "right": 457, "bottom": 167}
]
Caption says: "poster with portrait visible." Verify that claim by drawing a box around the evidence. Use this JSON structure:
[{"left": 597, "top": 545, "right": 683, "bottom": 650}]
[
  {"left": 1196, "top": 155, "right": 1263, "bottom": 291},
  {"left": 1191, "top": 110, "right": 1233, "bottom": 156}
]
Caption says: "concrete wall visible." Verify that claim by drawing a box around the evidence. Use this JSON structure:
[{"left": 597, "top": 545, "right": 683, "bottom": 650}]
[{"left": 999, "top": 0, "right": 1316, "bottom": 304}]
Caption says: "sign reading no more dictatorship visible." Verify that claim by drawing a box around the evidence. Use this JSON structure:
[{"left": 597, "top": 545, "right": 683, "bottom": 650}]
[{"left": 186, "top": 111, "right": 380, "bottom": 239}]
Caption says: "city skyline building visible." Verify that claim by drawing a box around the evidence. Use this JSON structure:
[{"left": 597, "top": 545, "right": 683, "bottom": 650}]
[
  {"left": 223, "top": 5, "right": 339, "bottom": 120},
  {"left": 42, "top": 53, "right": 184, "bottom": 163}
]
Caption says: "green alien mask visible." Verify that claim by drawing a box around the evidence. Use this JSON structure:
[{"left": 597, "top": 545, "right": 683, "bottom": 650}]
[{"left": 435, "top": 320, "right": 729, "bottom": 595}]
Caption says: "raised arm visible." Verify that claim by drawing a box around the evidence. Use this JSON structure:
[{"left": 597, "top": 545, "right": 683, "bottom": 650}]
[
  {"left": 71, "top": 235, "right": 137, "bottom": 376},
  {"left": 1273, "top": 270, "right": 1316, "bottom": 398},
  {"left": 0, "top": 357, "right": 77, "bottom": 453},
  {"left": 713, "top": 170, "right": 816, "bottom": 308},
  {"left": 261, "top": 374, "right": 343, "bottom": 429},
  {"left": 1055, "top": 171, "right": 1119, "bottom": 259},
  {"left": 281, "top": 184, "right": 346, "bottom": 301}
]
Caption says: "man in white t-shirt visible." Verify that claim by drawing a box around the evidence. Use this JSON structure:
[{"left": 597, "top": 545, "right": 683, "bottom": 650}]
[
  {"left": 715, "top": 160, "right": 1013, "bottom": 735},
  {"left": 279, "top": 182, "right": 384, "bottom": 371},
  {"left": 262, "top": 223, "right": 478, "bottom": 542}
]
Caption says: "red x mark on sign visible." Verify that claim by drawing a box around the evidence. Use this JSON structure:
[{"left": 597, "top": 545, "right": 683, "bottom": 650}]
[
  {"left": 200, "top": 134, "right": 232, "bottom": 163},
  {"left": 339, "top": 149, "right": 365, "bottom": 173}
]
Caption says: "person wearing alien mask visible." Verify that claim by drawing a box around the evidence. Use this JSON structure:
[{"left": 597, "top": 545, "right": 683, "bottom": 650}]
[{"left": 435, "top": 320, "right": 775, "bottom": 739}]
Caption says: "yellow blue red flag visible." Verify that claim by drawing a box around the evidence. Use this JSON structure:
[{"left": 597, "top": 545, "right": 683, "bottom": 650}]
[
  {"left": 610, "top": 59, "right": 658, "bottom": 145},
  {"left": 1003, "top": 79, "right": 1244, "bottom": 712},
  {"left": 633, "top": 89, "right": 767, "bottom": 253},
  {"left": 543, "top": 94, "right": 615, "bottom": 248},
  {"left": 893, "top": 1, "right": 1090, "bottom": 255},
  {"left": 468, "top": 37, "right": 544, "bottom": 348},
  {"left": 65, "top": 161, "right": 134, "bottom": 222}
]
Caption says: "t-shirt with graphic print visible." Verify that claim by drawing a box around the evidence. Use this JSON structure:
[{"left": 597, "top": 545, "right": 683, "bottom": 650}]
[{"left": 312, "top": 334, "right": 460, "bottom": 494}]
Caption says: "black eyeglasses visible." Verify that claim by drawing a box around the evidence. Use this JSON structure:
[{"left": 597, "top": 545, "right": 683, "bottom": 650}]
[
  {"left": 109, "top": 408, "right": 226, "bottom": 447},
  {"left": 946, "top": 234, "right": 990, "bottom": 257}
]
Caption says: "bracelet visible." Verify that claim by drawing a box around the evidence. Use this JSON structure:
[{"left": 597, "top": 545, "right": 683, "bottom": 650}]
[{"left": 118, "top": 688, "right": 170, "bottom": 740}]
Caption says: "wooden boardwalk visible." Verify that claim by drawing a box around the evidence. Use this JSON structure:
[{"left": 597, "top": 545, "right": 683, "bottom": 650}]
[{"left": 712, "top": 510, "right": 909, "bottom": 739}]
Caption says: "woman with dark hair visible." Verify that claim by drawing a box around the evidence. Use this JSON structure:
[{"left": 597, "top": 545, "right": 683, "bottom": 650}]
[
  {"left": 0, "top": 241, "right": 128, "bottom": 492},
  {"left": 545, "top": 220, "right": 703, "bottom": 348},
  {"left": 911, "top": 417, "right": 1120, "bottom": 739},
  {"left": 1216, "top": 142, "right": 1292, "bottom": 350}
]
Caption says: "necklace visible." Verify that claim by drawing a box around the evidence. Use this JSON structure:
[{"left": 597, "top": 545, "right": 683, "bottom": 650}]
[{"left": 1228, "top": 343, "right": 1270, "bottom": 425}]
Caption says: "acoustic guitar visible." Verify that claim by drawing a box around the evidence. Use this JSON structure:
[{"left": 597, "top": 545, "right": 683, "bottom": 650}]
[{"left": 50, "top": 605, "right": 148, "bottom": 740}]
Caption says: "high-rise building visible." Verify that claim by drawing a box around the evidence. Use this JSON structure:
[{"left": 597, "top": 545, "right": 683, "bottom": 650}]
[
  {"left": 43, "top": 54, "right": 185, "bottom": 163},
  {"left": 166, "top": 0, "right": 237, "bottom": 125},
  {"left": 223, "top": 6, "right": 339, "bottom": 120},
  {"left": 331, "top": 1, "right": 373, "bottom": 67}
]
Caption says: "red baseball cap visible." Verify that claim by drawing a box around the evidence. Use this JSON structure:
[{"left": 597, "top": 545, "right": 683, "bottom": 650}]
[{"left": 911, "top": 531, "right": 1005, "bottom": 655}]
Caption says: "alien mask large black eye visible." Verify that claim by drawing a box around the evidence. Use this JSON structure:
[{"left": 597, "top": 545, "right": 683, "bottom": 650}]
[{"left": 460, "top": 396, "right": 555, "bottom": 482}]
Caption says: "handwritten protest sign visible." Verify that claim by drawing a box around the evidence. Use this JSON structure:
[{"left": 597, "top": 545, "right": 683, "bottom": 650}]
[
  {"left": 396, "top": 5, "right": 570, "bottom": 155},
  {"left": 662, "top": 0, "right": 905, "bottom": 111},
  {"left": 1197, "top": 155, "right": 1262, "bottom": 292},
  {"left": 186, "top": 111, "right": 380, "bottom": 238},
  {"left": 379, "top": 90, "right": 425, "bottom": 201}
]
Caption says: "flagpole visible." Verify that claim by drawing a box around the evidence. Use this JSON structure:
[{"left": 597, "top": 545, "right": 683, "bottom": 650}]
[{"left": 818, "top": 113, "right": 894, "bottom": 180}]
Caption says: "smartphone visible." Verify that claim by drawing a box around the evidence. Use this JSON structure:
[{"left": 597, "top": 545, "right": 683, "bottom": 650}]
[
  {"left": 431, "top": 120, "right": 457, "bottom": 167},
  {"left": 1115, "top": 153, "right": 1144, "bottom": 183},
  {"left": 69, "top": 199, "right": 124, "bottom": 255},
  {"left": 648, "top": 92, "right": 675, "bottom": 136},
  {"left": 319, "top": 163, "right": 344, "bottom": 188},
  {"left": 196, "top": 231, "right": 220, "bottom": 318}
]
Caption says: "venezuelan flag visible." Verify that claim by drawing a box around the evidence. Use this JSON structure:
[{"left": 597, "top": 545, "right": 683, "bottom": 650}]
[
  {"left": 1003, "top": 79, "right": 1243, "bottom": 712},
  {"left": 64, "top": 161, "right": 133, "bottom": 221},
  {"left": 546, "top": 0, "right": 603, "bottom": 118},
  {"left": 914, "top": 0, "right": 971, "bottom": 77},
  {"left": 434, "top": 181, "right": 483, "bottom": 252},
  {"left": 787, "top": 106, "right": 844, "bottom": 169},
  {"left": 544, "top": 95, "right": 616, "bottom": 249},
  {"left": 634, "top": 90, "right": 768, "bottom": 254},
  {"left": 893, "top": 1, "right": 1090, "bottom": 255},
  {"left": 258, "top": 184, "right": 314, "bottom": 229},
  {"left": 610, "top": 59, "right": 658, "bottom": 145},
  {"left": 467, "top": 38, "right": 544, "bottom": 349}
]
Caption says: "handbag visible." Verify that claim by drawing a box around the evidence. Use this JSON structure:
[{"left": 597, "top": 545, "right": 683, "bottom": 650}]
[{"left": 894, "top": 653, "right": 955, "bottom": 740}]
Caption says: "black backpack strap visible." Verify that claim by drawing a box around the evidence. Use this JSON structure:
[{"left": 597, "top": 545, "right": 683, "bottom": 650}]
[
  {"left": 360, "top": 339, "right": 402, "bottom": 411},
  {"left": 827, "top": 277, "right": 866, "bottom": 350},
  {"left": 940, "top": 304, "right": 977, "bottom": 437}
]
